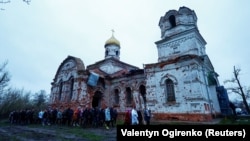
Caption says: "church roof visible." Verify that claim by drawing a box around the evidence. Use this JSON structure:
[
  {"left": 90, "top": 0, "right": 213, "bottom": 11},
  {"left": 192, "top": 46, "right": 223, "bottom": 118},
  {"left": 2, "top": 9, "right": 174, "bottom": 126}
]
[
  {"left": 88, "top": 57, "right": 138, "bottom": 69},
  {"left": 52, "top": 55, "right": 85, "bottom": 82},
  {"left": 86, "top": 57, "right": 139, "bottom": 78}
]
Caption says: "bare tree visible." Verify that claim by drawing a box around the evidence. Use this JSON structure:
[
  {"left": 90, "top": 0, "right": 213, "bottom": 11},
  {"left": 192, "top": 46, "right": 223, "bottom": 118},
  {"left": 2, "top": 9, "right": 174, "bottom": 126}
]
[
  {"left": 0, "top": 88, "right": 33, "bottom": 116},
  {"left": 0, "top": 61, "right": 11, "bottom": 96},
  {"left": 23, "top": 0, "right": 31, "bottom": 4},
  {"left": 0, "top": 0, "right": 31, "bottom": 10},
  {"left": 0, "top": 0, "right": 30, "bottom": 4},
  {"left": 32, "top": 90, "right": 48, "bottom": 110},
  {"left": 0, "top": 0, "right": 10, "bottom": 4},
  {"left": 224, "top": 66, "right": 250, "bottom": 114}
]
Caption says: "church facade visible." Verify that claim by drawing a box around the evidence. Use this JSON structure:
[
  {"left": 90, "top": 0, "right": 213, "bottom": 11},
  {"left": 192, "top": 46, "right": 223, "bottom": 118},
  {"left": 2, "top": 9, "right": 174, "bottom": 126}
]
[{"left": 49, "top": 6, "right": 231, "bottom": 121}]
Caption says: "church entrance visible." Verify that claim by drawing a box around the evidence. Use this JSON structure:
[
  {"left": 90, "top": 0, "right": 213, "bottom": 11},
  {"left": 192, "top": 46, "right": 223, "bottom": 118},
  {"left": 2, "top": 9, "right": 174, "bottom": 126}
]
[{"left": 92, "top": 91, "right": 102, "bottom": 108}]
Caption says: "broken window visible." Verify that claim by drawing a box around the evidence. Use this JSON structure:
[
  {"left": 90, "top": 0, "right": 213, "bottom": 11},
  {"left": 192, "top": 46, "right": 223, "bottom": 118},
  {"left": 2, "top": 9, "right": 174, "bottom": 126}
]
[
  {"left": 207, "top": 71, "right": 217, "bottom": 86},
  {"left": 169, "top": 15, "right": 176, "bottom": 28},
  {"left": 126, "top": 87, "right": 132, "bottom": 105},
  {"left": 58, "top": 81, "right": 63, "bottom": 101},
  {"left": 68, "top": 78, "right": 74, "bottom": 102},
  {"left": 166, "top": 78, "right": 176, "bottom": 102}
]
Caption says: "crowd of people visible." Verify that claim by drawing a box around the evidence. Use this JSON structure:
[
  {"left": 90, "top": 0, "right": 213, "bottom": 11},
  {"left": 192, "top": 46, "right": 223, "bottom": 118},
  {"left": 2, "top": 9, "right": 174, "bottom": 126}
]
[
  {"left": 8, "top": 106, "right": 118, "bottom": 129},
  {"left": 8, "top": 105, "right": 151, "bottom": 128},
  {"left": 124, "top": 106, "right": 151, "bottom": 126}
]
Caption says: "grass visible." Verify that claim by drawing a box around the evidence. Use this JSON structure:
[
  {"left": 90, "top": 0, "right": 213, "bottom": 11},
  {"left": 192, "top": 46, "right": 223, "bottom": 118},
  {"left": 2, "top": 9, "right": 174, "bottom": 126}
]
[
  {"left": 219, "top": 116, "right": 250, "bottom": 125},
  {"left": 30, "top": 124, "right": 106, "bottom": 141},
  {"left": 0, "top": 118, "right": 9, "bottom": 126},
  {"left": 150, "top": 116, "right": 250, "bottom": 125},
  {"left": 1, "top": 116, "right": 250, "bottom": 141},
  {"left": 0, "top": 119, "right": 108, "bottom": 141},
  {"left": 55, "top": 126, "right": 104, "bottom": 141},
  {"left": 116, "top": 119, "right": 124, "bottom": 125}
]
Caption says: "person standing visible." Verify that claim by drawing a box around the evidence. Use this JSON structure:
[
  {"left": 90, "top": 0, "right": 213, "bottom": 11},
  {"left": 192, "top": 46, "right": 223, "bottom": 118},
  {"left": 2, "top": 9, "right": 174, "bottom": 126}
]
[
  {"left": 38, "top": 109, "right": 44, "bottom": 125},
  {"left": 144, "top": 108, "right": 151, "bottom": 125},
  {"left": 124, "top": 110, "right": 131, "bottom": 125},
  {"left": 104, "top": 106, "right": 111, "bottom": 129},
  {"left": 42, "top": 109, "right": 48, "bottom": 126},
  {"left": 131, "top": 107, "right": 139, "bottom": 125},
  {"left": 66, "top": 107, "right": 74, "bottom": 126},
  {"left": 110, "top": 106, "right": 118, "bottom": 127},
  {"left": 56, "top": 108, "right": 63, "bottom": 125},
  {"left": 137, "top": 109, "right": 143, "bottom": 125}
]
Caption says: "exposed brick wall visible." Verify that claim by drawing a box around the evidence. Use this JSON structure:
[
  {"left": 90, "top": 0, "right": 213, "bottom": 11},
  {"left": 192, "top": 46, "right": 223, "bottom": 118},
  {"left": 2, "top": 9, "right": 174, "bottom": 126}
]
[{"left": 152, "top": 113, "right": 213, "bottom": 122}]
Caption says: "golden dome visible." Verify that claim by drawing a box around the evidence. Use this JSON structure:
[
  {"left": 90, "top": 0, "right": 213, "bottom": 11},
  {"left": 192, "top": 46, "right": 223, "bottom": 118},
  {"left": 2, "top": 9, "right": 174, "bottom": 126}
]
[{"left": 105, "top": 34, "right": 120, "bottom": 47}]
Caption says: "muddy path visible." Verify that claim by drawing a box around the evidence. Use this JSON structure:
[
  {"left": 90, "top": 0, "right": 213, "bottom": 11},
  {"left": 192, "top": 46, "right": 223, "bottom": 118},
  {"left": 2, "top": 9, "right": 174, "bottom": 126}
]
[{"left": 0, "top": 125, "right": 117, "bottom": 141}]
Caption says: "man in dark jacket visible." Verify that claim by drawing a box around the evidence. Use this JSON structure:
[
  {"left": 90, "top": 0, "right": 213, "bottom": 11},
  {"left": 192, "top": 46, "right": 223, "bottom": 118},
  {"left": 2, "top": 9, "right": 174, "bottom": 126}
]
[{"left": 144, "top": 108, "right": 151, "bottom": 125}]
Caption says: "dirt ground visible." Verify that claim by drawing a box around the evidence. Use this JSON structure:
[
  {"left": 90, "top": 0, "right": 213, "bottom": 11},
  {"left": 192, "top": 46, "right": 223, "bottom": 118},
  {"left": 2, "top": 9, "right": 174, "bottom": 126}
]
[
  {"left": 0, "top": 118, "right": 224, "bottom": 141},
  {"left": 0, "top": 124, "right": 117, "bottom": 141}
]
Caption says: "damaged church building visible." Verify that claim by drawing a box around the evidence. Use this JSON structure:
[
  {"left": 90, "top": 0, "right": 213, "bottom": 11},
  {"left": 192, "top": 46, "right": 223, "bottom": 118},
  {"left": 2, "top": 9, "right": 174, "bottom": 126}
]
[{"left": 49, "top": 6, "right": 232, "bottom": 122}]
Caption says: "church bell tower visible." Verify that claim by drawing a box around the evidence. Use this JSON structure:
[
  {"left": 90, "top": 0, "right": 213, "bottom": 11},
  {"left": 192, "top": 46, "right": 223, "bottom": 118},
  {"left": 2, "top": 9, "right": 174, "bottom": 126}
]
[
  {"left": 104, "top": 30, "right": 121, "bottom": 60},
  {"left": 155, "top": 6, "right": 207, "bottom": 62}
]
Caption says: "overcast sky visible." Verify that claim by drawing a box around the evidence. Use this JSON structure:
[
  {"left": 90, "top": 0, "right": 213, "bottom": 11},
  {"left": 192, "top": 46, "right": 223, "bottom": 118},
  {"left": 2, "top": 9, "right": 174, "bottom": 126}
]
[{"left": 1, "top": 0, "right": 249, "bottom": 100}]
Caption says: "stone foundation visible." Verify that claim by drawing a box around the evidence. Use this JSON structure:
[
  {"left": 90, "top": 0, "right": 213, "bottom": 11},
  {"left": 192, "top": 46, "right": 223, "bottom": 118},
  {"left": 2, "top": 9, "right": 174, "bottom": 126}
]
[{"left": 117, "top": 112, "right": 214, "bottom": 123}]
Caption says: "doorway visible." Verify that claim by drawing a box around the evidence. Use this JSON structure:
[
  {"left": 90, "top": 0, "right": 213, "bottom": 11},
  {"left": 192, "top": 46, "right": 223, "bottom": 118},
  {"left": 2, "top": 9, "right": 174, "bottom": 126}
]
[{"left": 92, "top": 91, "right": 102, "bottom": 108}]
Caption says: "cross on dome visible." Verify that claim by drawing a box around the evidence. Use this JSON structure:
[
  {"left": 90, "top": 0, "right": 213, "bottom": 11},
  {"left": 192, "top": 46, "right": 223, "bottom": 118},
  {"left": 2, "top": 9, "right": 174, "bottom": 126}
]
[{"left": 104, "top": 29, "right": 120, "bottom": 47}]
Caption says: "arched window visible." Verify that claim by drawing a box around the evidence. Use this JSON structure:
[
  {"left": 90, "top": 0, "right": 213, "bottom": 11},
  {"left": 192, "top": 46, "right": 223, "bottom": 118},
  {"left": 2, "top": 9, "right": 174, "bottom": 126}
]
[
  {"left": 58, "top": 82, "right": 63, "bottom": 101},
  {"left": 105, "top": 50, "right": 108, "bottom": 57},
  {"left": 166, "top": 79, "right": 176, "bottom": 102},
  {"left": 116, "top": 51, "right": 119, "bottom": 56},
  {"left": 68, "top": 78, "right": 74, "bottom": 102},
  {"left": 139, "top": 85, "right": 146, "bottom": 106},
  {"left": 114, "top": 89, "right": 119, "bottom": 105},
  {"left": 169, "top": 15, "right": 176, "bottom": 28},
  {"left": 126, "top": 87, "right": 132, "bottom": 105},
  {"left": 207, "top": 72, "right": 218, "bottom": 86}
]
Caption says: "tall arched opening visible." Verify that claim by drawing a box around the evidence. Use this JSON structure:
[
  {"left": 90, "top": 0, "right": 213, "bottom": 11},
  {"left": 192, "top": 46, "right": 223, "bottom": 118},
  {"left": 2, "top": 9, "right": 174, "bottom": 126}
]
[
  {"left": 139, "top": 85, "right": 146, "bottom": 109},
  {"left": 92, "top": 91, "right": 102, "bottom": 108}
]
